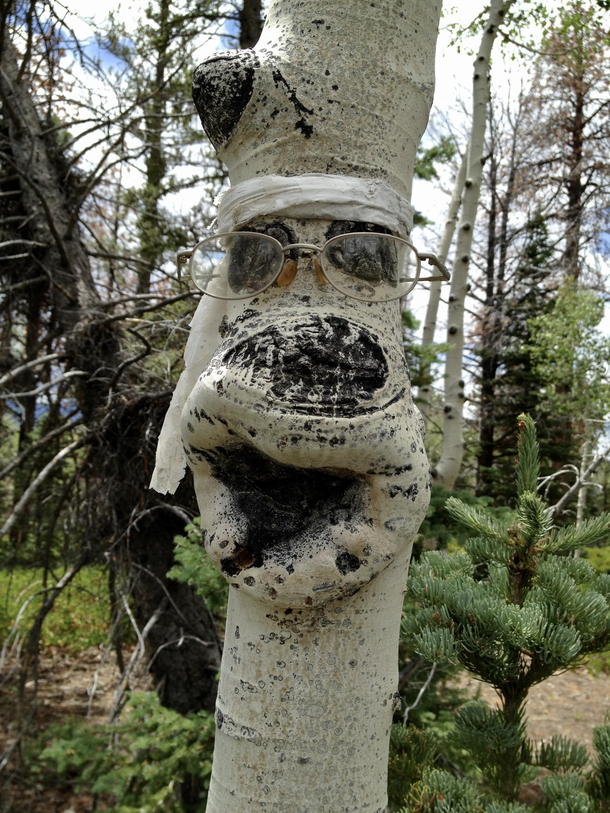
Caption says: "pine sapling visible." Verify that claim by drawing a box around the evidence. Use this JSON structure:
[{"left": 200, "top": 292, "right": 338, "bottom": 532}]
[{"left": 402, "top": 415, "right": 610, "bottom": 805}]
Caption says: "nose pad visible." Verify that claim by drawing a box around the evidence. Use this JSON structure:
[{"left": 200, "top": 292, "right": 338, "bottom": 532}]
[
  {"left": 277, "top": 258, "right": 298, "bottom": 287},
  {"left": 314, "top": 258, "right": 327, "bottom": 285}
]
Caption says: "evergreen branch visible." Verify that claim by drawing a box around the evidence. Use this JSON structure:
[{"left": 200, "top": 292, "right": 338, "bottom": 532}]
[
  {"left": 593, "top": 574, "right": 610, "bottom": 602},
  {"left": 445, "top": 497, "right": 511, "bottom": 543},
  {"left": 541, "top": 773, "right": 591, "bottom": 812},
  {"left": 545, "top": 513, "right": 610, "bottom": 553},
  {"left": 535, "top": 735, "right": 589, "bottom": 773},
  {"left": 535, "top": 622, "right": 581, "bottom": 666},
  {"left": 516, "top": 414, "right": 539, "bottom": 496},
  {"left": 558, "top": 557, "right": 596, "bottom": 585},
  {"left": 412, "top": 628, "right": 459, "bottom": 665},
  {"left": 454, "top": 701, "right": 522, "bottom": 756},
  {"left": 516, "top": 492, "right": 553, "bottom": 546},
  {"left": 465, "top": 536, "right": 512, "bottom": 564},
  {"left": 591, "top": 726, "right": 610, "bottom": 801}
]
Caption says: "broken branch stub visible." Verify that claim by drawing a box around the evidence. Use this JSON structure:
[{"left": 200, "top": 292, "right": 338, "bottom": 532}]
[{"left": 178, "top": 1, "right": 441, "bottom": 810}]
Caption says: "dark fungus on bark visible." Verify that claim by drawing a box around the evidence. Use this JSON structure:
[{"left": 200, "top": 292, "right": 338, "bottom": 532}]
[
  {"left": 335, "top": 550, "right": 361, "bottom": 575},
  {"left": 222, "top": 315, "right": 389, "bottom": 414},
  {"left": 211, "top": 445, "right": 366, "bottom": 574},
  {"left": 192, "top": 50, "right": 320, "bottom": 148},
  {"left": 192, "top": 51, "right": 260, "bottom": 148}
]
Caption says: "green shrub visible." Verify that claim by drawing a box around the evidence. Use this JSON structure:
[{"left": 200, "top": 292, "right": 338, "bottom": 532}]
[
  {"left": 167, "top": 517, "right": 229, "bottom": 618},
  {"left": 414, "top": 483, "right": 514, "bottom": 557},
  {"left": 35, "top": 691, "right": 215, "bottom": 812}
]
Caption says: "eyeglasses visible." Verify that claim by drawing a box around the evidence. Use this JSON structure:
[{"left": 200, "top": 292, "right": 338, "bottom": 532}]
[{"left": 177, "top": 231, "right": 449, "bottom": 303}]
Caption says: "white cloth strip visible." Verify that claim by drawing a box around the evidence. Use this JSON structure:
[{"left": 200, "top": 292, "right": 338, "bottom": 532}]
[
  {"left": 150, "top": 294, "right": 226, "bottom": 494},
  {"left": 150, "top": 173, "right": 413, "bottom": 494},
  {"left": 217, "top": 174, "right": 414, "bottom": 237}
]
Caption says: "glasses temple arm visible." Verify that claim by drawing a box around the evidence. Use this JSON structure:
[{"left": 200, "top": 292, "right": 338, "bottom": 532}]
[
  {"left": 176, "top": 248, "right": 194, "bottom": 283},
  {"left": 416, "top": 252, "right": 451, "bottom": 282}
]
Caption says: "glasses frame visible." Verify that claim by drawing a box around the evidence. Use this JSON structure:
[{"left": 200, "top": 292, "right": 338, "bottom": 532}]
[{"left": 177, "top": 231, "right": 450, "bottom": 302}]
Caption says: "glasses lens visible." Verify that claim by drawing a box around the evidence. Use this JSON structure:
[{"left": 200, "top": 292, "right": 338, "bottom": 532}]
[
  {"left": 190, "top": 233, "right": 284, "bottom": 299},
  {"left": 321, "top": 234, "right": 419, "bottom": 302}
]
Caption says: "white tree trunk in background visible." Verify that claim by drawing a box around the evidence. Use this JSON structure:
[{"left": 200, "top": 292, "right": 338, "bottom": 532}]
[
  {"left": 417, "top": 149, "right": 467, "bottom": 424},
  {"left": 574, "top": 434, "right": 592, "bottom": 558},
  {"left": 433, "top": 0, "right": 515, "bottom": 489},
  {"left": 178, "top": 1, "right": 442, "bottom": 810}
]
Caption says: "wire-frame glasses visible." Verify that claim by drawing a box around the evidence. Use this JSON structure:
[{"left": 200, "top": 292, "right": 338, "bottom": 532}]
[{"left": 177, "top": 231, "right": 449, "bottom": 303}]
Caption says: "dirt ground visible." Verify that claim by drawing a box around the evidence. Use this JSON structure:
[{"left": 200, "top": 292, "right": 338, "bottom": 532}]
[
  {"left": 0, "top": 645, "right": 150, "bottom": 813},
  {"left": 459, "top": 666, "right": 610, "bottom": 754},
  {"left": 1, "top": 648, "right": 610, "bottom": 811}
]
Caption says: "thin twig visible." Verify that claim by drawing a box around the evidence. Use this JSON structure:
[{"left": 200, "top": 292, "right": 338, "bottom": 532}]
[
  {"left": 108, "top": 601, "right": 165, "bottom": 724},
  {"left": 106, "top": 328, "right": 152, "bottom": 398},
  {"left": 101, "top": 290, "right": 197, "bottom": 324},
  {"left": 0, "top": 239, "right": 46, "bottom": 249},
  {"left": 403, "top": 663, "right": 437, "bottom": 725},
  {"left": 0, "top": 369, "right": 88, "bottom": 399},
  {"left": 0, "top": 588, "right": 47, "bottom": 676},
  {"left": 0, "top": 707, "right": 36, "bottom": 773},
  {"left": 0, "top": 559, "right": 87, "bottom": 774},
  {"left": 145, "top": 633, "right": 214, "bottom": 674},
  {"left": 0, "top": 416, "right": 82, "bottom": 481},
  {"left": 87, "top": 607, "right": 126, "bottom": 720},
  {"left": 0, "top": 352, "right": 63, "bottom": 387}
]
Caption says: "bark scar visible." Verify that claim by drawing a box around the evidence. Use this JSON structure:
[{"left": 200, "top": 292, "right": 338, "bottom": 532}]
[{"left": 271, "top": 69, "right": 315, "bottom": 138}]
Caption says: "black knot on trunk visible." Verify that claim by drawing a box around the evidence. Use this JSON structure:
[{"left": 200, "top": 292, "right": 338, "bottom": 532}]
[{"left": 193, "top": 50, "right": 260, "bottom": 148}]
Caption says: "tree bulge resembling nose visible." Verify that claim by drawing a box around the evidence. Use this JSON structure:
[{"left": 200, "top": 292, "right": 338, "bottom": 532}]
[{"left": 221, "top": 313, "right": 390, "bottom": 416}]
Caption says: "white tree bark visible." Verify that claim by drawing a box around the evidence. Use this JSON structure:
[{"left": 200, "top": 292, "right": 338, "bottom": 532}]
[
  {"left": 433, "top": 0, "right": 515, "bottom": 489},
  {"left": 207, "top": 547, "right": 412, "bottom": 812},
  {"left": 576, "top": 438, "right": 591, "bottom": 529},
  {"left": 417, "top": 149, "right": 468, "bottom": 423},
  {"left": 181, "top": 2, "right": 442, "bottom": 810}
]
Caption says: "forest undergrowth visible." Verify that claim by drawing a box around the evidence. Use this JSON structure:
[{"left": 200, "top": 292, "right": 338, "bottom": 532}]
[{"left": 1, "top": 469, "right": 610, "bottom": 811}]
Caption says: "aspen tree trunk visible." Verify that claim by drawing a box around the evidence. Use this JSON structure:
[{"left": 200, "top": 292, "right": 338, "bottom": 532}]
[
  {"left": 574, "top": 433, "right": 592, "bottom": 559},
  {"left": 417, "top": 150, "right": 467, "bottom": 424},
  {"left": 433, "top": 0, "right": 514, "bottom": 489},
  {"left": 179, "top": 2, "right": 442, "bottom": 809}
]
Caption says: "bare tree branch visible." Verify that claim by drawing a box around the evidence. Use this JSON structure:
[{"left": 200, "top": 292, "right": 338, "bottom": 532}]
[
  {"left": 0, "top": 416, "right": 82, "bottom": 481},
  {"left": 551, "top": 446, "right": 610, "bottom": 517},
  {"left": 0, "top": 436, "right": 90, "bottom": 537},
  {"left": 0, "top": 352, "right": 63, "bottom": 387}
]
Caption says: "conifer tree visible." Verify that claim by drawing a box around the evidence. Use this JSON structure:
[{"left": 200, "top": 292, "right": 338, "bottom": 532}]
[
  {"left": 476, "top": 214, "right": 557, "bottom": 502},
  {"left": 400, "top": 415, "right": 610, "bottom": 807}
]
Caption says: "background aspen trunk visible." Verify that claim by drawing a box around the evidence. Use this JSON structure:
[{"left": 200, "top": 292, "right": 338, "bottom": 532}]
[
  {"left": 181, "top": 1, "right": 442, "bottom": 809},
  {"left": 417, "top": 150, "right": 467, "bottom": 424},
  {"left": 433, "top": 0, "right": 515, "bottom": 489}
]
